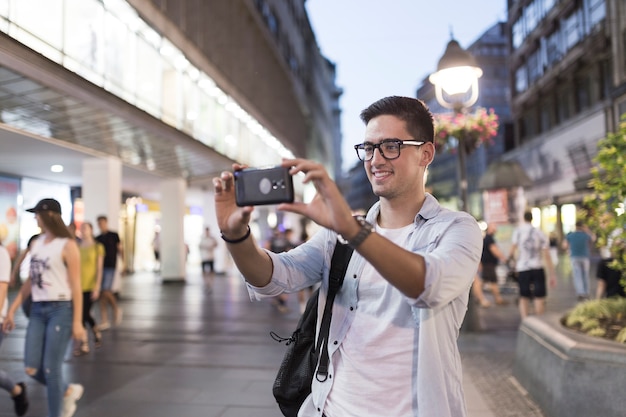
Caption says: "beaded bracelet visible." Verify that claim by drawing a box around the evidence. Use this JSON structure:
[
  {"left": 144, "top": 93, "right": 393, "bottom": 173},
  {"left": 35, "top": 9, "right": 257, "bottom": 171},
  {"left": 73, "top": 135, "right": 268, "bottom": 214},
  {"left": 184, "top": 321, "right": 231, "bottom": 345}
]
[{"left": 220, "top": 226, "right": 251, "bottom": 244}]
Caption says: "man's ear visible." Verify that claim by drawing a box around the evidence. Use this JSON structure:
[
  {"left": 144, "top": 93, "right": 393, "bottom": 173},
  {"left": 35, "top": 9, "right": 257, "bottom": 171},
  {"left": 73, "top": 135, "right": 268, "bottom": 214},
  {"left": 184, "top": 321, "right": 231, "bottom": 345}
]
[{"left": 420, "top": 142, "right": 436, "bottom": 166}]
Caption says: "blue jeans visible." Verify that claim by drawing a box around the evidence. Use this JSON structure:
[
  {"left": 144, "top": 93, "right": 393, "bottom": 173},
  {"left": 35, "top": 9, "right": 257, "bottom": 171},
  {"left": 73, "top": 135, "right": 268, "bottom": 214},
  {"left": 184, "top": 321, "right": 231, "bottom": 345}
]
[
  {"left": 570, "top": 256, "right": 590, "bottom": 296},
  {"left": 25, "top": 301, "right": 73, "bottom": 417}
]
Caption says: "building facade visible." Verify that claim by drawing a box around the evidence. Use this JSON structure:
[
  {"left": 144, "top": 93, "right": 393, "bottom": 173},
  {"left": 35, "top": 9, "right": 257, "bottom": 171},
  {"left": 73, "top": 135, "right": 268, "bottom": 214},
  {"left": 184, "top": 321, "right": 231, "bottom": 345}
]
[
  {"left": 506, "top": 0, "right": 626, "bottom": 235},
  {"left": 0, "top": 0, "right": 341, "bottom": 277}
]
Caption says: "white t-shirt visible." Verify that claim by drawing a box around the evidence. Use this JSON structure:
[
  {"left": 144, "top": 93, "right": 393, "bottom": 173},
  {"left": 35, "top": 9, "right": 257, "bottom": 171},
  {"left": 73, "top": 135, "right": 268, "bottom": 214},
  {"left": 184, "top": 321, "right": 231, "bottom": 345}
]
[
  {"left": 29, "top": 236, "right": 72, "bottom": 302},
  {"left": 325, "top": 223, "right": 414, "bottom": 417},
  {"left": 0, "top": 245, "right": 10, "bottom": 322},
  {"left": 199, "top": 235, "right": 217, "bottom": 261},
  {"left": 511, "top": 223, "right": 548, "bottom": 272}
]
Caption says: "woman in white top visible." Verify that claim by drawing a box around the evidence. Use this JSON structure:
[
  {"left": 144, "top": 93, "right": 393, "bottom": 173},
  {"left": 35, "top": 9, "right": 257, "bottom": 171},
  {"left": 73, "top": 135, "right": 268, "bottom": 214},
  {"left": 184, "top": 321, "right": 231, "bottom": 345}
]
[{"left": 3, "top": 199, "right": 85, "bottom": 417}]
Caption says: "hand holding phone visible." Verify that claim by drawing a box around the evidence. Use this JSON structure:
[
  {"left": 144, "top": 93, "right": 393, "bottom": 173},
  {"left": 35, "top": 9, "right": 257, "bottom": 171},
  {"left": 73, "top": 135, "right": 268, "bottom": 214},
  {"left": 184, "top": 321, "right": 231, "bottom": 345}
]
[{"left": 234, "top": 166, "right": 294, "bottom": 207}]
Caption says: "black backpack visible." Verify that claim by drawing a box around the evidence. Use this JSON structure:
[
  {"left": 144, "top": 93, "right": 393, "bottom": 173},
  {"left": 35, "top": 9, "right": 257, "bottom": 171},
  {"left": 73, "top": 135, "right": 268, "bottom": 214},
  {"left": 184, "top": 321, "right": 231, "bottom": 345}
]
[{"left": 270, "top": 242, "right": 353, "bottom": 417}]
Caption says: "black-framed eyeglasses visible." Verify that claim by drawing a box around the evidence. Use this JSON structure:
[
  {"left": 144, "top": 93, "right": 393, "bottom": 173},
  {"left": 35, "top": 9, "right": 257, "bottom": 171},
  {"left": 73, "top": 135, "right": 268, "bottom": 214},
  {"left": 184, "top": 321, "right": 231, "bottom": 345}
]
[{"left": 354, "top": 138, "right": 425, "bottom": 162}]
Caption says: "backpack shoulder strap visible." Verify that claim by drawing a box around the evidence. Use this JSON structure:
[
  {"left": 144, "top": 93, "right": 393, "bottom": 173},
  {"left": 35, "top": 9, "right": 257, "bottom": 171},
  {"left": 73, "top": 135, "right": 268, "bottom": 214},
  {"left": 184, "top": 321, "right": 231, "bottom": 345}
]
[{"left": 315, "top": 241, "right": 353, "bottom": 381}]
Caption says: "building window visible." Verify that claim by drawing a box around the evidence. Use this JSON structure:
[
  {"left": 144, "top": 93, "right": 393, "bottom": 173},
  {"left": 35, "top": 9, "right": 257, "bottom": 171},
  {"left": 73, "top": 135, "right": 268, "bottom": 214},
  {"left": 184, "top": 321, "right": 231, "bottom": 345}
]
[
  {"left": 515, "top": 66, "right": 528, "bottom": 93},
  {"left": 586, "top": 0, "right": 605, "bottom": 30},
  {"left": 520, "top": 108, "right": 538, "bottom": 141},
  {"left": 563, "top": 10, "right": 583, "bottom": 50},
  {"left": 540, "top": 0, "right": 557, "bottom": 16},
  {"left": 576, "top": 74, "right": 591, "bottom": 112},
  {"left": 557, "top": 87, "right": 574, "bottom": 123},
  {"left": 512, "top": 18, "right": 524, "bottom": 49},
  {"left": 524, "top": 1, "right": 540, "bottom": 33},
  {"left": 618, "top": 99, "right": 626, "bottom": 119},
  {"left": 539, "top": 96, "right": 554, "bottom": 132},
  {"left": 545, "top": 29, "right": 562, "bottom": 68},
  {"left": 527, "top": 49, "right": 543, "bottom": 83}
]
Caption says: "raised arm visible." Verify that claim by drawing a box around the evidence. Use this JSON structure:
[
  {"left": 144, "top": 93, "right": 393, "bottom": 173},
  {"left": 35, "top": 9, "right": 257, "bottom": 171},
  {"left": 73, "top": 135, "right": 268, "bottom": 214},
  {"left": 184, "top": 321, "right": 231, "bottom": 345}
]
[{"left": 213, "top": 164, "right": 274, "bottom": 287}]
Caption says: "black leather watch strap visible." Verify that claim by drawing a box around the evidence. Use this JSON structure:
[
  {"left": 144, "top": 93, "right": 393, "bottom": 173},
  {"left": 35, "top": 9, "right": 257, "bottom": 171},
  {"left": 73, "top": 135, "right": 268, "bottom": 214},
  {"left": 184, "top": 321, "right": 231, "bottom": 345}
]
[{"left": 347, "top": 216, "right": 373, "bottom": 248}]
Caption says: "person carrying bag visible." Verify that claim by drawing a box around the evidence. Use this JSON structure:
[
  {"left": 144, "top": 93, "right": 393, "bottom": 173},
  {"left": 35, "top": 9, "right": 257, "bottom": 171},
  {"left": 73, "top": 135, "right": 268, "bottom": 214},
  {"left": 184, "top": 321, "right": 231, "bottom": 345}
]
[{"left": 271, "top": 241, "right": 353, "bottom": 417}]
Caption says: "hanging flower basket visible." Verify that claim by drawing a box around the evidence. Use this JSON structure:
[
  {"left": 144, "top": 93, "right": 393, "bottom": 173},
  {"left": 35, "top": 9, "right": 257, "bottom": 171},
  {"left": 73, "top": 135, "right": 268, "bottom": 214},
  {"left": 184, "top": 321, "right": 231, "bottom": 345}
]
[{"left": 434, "top": 107, "right": 499, "bottom": 154}]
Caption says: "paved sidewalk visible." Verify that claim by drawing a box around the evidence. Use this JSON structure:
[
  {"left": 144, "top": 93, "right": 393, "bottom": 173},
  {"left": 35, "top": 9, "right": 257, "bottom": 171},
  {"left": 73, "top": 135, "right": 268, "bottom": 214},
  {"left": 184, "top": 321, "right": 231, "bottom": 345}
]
[
  {"left": 0, "top": 255, "right": 583, "bottom": 416},
  {"left": 459, "top": 254, "right": 588, "bottom": 417}
]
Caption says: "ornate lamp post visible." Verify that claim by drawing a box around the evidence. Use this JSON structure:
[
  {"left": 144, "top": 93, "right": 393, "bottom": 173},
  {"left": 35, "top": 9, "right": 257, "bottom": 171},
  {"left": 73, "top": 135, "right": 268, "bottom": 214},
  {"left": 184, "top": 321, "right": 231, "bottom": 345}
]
[
  {"left": 430, "top": 39, "right": 483, "bottom": 332},
  {"left": 429, "top": 39, "right": 483, "bottom": 212}
]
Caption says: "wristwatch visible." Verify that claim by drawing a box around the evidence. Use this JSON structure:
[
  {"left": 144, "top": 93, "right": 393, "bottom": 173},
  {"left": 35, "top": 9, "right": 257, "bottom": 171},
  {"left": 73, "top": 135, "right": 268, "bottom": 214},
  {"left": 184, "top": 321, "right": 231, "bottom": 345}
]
[{"left": 339, "top": 215, "right": 374, "bottom": 248}]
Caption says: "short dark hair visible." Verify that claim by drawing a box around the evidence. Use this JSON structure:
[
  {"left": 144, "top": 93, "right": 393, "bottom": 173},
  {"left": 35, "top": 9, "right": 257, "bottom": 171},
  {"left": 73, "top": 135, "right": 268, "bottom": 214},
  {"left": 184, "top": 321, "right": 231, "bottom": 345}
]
[
  {"left": 97, "top": 215, "right": 107, "bottom": 222},
  {"left": 359, "top": 96, "right": 434, "bottom": 143},
  {"left": 524, "top": 211, "right": 533, "bottom": 222}
]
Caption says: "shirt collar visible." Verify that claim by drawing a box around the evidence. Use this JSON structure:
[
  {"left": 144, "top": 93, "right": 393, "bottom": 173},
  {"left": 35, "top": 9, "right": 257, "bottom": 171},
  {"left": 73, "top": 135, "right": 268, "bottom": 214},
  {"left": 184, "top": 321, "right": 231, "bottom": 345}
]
[
  {"left": 365, "top": 193, "right": 441, "bottom": 224},
  {"left": 416, "top": 193, "right": 440, "bottom": 221}
]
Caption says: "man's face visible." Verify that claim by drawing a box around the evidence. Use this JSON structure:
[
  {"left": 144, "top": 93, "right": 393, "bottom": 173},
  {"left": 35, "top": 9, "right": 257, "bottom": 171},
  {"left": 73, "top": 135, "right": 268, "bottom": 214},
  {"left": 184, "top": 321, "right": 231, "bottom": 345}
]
[
  {"left": 362, "top": 115, "right": 429, "bottom": 200},
  {"left": 98, "top": 218, "right": 107, "bottom": 232}
]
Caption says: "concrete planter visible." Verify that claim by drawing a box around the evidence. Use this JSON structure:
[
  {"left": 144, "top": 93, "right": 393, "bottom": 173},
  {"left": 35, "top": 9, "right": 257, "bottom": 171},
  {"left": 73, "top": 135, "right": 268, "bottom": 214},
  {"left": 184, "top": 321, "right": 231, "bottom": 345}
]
[{"left": 513, "top": 314, "right": 626, "bottom": 417}]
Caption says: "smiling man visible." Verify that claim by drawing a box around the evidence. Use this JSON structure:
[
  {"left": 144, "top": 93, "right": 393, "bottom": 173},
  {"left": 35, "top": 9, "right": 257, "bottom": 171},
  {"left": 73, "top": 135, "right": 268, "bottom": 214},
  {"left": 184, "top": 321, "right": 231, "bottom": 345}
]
[{"left": 213, "top": 96, "right": 482, "bottom": 417}]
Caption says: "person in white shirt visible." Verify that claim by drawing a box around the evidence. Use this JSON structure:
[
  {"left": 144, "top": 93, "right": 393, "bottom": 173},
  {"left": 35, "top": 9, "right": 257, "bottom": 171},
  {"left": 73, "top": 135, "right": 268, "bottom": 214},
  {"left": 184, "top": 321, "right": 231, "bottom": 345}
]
[
  {"left": 199, "top": 227, "right": 218, "bottom": 274},
  {"left": 213, "top": 96, "right": 482, "bottom": 417},
  {"left": 509, "top": 211, "right": 557, "bottom": 318},
  {"left": 3, "top": 199, "right": 85, "bottom": 417}
]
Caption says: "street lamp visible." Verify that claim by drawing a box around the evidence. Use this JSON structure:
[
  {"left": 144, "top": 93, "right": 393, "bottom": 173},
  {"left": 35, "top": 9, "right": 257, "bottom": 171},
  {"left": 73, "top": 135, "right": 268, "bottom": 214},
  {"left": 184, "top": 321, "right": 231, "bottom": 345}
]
[
  {"left": 430, "top": 38, "right": 483, "bottom": 332},
  {"left": 429, "top": 39, "right": 483, "bottom": 212}
]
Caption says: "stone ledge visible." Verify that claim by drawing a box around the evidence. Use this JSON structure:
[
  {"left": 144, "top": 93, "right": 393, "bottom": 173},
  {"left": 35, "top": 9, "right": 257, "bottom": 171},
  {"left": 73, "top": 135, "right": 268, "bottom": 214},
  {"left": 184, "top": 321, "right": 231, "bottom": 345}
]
[{"left": 513, "top": 313, "right": 626, "bottom": 417}]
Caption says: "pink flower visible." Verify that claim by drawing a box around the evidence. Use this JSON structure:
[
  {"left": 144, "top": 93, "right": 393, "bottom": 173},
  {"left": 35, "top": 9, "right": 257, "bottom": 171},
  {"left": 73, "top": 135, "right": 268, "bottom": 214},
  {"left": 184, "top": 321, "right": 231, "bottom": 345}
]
[{"left": 434, "top": 107, "right": 499, "bottom": 154}]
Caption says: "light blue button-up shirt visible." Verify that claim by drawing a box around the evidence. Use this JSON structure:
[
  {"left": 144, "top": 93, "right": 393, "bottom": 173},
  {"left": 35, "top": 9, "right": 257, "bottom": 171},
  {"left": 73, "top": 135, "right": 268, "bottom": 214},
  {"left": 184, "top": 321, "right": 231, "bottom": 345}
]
[{"left": 246, "top": 193, "right": 482, "bottom": 417}]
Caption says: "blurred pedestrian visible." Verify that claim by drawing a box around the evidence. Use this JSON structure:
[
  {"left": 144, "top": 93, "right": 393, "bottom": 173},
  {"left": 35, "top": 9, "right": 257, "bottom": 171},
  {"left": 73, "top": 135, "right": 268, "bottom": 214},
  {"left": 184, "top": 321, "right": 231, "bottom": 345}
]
[
  {"left": 548, "top": 231, "right": 559, "bottom": 267},
  {"left": 68, "top": 222, "right": 81, "bottom": 244},
  {"left": 562, "top": 220, "right": 595, "bottom": 301},
  {"left": 2, "top": 198, "right": 85, "bottom": 417},
  {"left": 509, "top": 211, "right": 557, "bottom": 318},
  {"left": 472, "top": 223, "right": 508, "bottom": 307},
  {"left": 0, "top": 241, "right": 29, "bottom": 416},
  {"left": 596, "top": 228, "right": 625, "bottom": 299},
  {"left": 75, "top": 222, "right": 104, "bottom": 355},
  {"left": 152, "top": 227, "right": 161, "bottom": 272},
  {"left": 95, "top": 215, "right": 123, "bottom": 329},
  {"left": 199, "top": 227, "right": 218, "bottom": 274}
]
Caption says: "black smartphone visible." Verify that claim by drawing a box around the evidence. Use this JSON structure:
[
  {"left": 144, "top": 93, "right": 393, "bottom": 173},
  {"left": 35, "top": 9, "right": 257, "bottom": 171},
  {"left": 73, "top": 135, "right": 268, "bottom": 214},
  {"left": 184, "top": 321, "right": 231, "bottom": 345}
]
[{"left": 234, "top": 166, "right": 294, "bottom": 206}]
